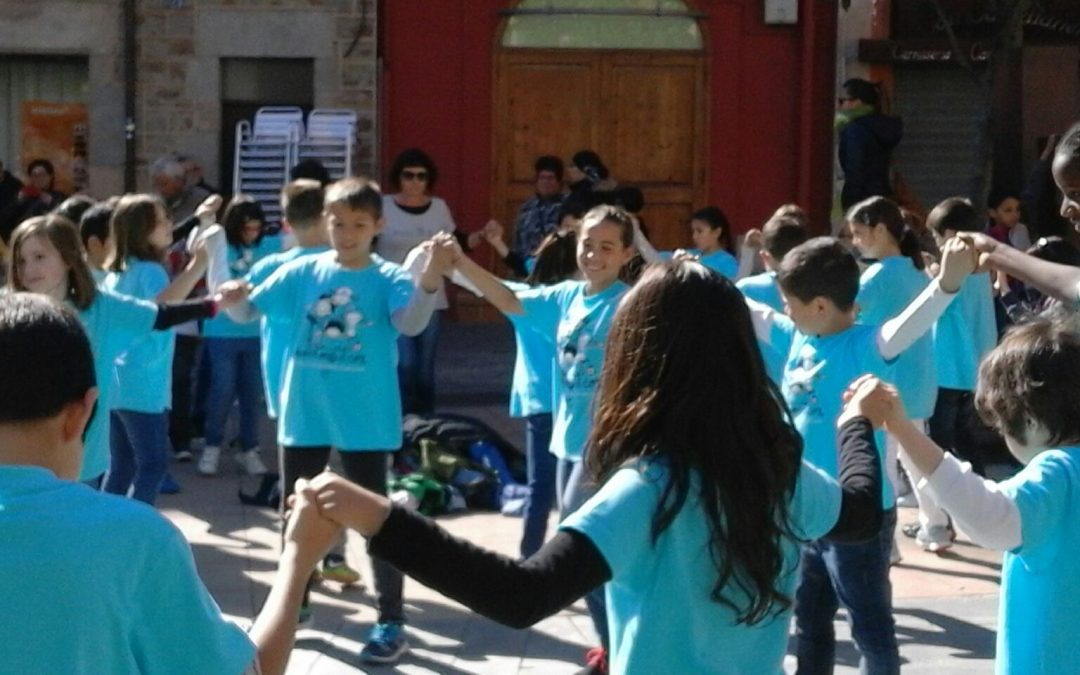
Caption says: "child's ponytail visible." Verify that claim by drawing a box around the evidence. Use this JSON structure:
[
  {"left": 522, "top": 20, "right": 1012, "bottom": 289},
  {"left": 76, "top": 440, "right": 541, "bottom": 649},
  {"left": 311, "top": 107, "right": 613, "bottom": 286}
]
[{"left": 898, "top": 228, "right": 925, "bottom": 270}]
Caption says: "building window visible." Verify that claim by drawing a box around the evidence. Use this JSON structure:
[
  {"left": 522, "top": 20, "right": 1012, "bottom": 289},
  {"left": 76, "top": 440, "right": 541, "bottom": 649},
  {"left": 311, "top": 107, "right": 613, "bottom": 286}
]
[{"left": 501, "top": 0, "right": 704, "bottom": 50}]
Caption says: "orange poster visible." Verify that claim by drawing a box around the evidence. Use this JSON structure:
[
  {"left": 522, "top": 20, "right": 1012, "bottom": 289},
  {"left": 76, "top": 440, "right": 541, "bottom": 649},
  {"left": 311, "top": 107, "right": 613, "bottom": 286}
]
[{"left": 20, "top": 101, "right": 89, "bottom": 194}]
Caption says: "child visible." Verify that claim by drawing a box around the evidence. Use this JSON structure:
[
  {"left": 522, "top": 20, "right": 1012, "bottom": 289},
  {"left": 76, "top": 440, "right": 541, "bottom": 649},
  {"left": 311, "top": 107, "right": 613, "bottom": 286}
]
[
  {"left": 198, "top": 195, "right": 284, "bottom": 476},
  {"left": 745, "top": 235, "right": 976, "bottom": 674},
  {"left": 453, "top": 203, "right": 637, "bottom": 659},
  {"left": 901, "top": 198, "right": 1000, "bottom": 552},
  {"left": 7, "top": 214, "right": 215, "bottom": 487},
  {"left": 879, "top": 314, "right": 1080, "bottom": 674},
  {"left": 736, "top": 213, "right": 808, "bottom": 384},
  {"left": 483, "top": 196, "right": 587, "bottom": 279},
  {"left": 0, "top": 292, "right": 338, "bottom": 674},
  {"left": 102, "top": 194, "right": 202, "bottom": 505},
  {"left": 847, "top": 196, "right": 936, "bottom": 513},
  {"left": 221, "top": 177, "right": 453, "bottom": 664},
  {"left": 502, "top": 230, "right": 580, "bottom": 558},
  {"left": 297, "top": 262, "right": 888, "bottom": 675},
  {"left": 78, "top": 199, "right": 116, "bottom": 282},
  {"left": 985, "top": 187, "right": 1032, "bottom": 251},
  {"left": 635, "top": 206, "right": 740, "bottom": 280}
]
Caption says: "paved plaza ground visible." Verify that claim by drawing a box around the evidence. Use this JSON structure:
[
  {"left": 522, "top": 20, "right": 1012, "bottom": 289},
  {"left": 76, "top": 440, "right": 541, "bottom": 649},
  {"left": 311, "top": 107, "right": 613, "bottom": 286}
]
[{"left": 159, "top": 321, "right": 1002, "bottom": 674}]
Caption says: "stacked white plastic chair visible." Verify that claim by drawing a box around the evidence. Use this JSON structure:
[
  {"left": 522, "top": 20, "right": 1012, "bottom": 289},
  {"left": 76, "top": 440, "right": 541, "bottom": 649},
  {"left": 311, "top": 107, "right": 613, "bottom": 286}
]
[
  {"left": 297, "top": 109, "right": 357, "bottom": 182},
  {"left": 233, "top": 106, "right": 305, "bottom": 226}
]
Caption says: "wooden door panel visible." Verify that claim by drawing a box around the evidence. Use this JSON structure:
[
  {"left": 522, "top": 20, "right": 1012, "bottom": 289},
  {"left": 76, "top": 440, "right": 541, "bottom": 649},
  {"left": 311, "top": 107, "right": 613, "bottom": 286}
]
[{"left": 605, "top": 60, "right": 699, "bottom": 185}]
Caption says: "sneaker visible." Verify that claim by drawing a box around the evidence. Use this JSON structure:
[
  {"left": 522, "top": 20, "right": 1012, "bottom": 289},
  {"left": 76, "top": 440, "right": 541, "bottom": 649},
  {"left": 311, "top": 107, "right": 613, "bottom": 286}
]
[
  {"left": 574, "top": 646, "right": 607, "bottom": 675},
  {"left": 901, "top": 522, "right": 921, "bottom": 539},
  {"left": 359, "top": 621, "right": 409, "bottom": 664},
  {"left": 174, "top": 449, "right": 194, "bottom": 463},
  {"left": 298, "top": 602, "right": 314, "bottom": 630},
  {"left": 235, "top": 448, "right": 268, "bottom": 476},
  {"left": 916, "top": 524, "right": 957, "bottom": 553},
  {"left": 198, "top": 446, "right": 221, "bottom": 476},
  {"left": 159, "top": 473, "right": 182, "bottom": 495},
  {"left": 321, "top": 554, "right": 362, "bottom": 587}
]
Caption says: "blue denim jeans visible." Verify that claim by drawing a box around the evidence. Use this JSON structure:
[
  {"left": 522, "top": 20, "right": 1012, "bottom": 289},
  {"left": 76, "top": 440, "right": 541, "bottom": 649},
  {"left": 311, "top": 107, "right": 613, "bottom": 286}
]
[
  {"left": 520, "top": 412, "right": 556, "bottom": 558},
  {"left": 557, "top": 457, "right": 610, "bottom": 651},
  {"left": 794, "top": 508, "right": 900, "bottom": 675},
  {"left": 104, "top": 410, "right": 169, "bottom": 505},
  {"left": 203, "top": 337, "right": 263, "bottom": 449},
  {"left": 398, "top": 309, "right": 441, "bottom": 415}
]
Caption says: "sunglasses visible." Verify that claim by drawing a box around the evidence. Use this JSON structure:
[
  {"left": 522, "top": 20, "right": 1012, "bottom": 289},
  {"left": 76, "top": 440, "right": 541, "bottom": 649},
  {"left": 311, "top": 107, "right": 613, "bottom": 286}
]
[{"left": 401, "top": 170, "right": 429, "bottom": 182}]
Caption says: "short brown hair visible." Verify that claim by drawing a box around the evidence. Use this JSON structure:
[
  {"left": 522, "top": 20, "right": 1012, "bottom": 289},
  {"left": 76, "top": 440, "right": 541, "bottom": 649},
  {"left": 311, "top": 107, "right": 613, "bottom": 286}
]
[
  {"left": 281, "top": 179, "right": 325, "bottom": 229},
  {"left": 8, "top": 215, "right": 97, "bottom": 311},
  {"left": 975, "top": 315, "right": 1080, "bottom": 446},
  {"left": 107, "top": 193, "right": 166, "bottom": 271},
  {"left": 325, "top": 177, "right": 382, "bottom": 218}
]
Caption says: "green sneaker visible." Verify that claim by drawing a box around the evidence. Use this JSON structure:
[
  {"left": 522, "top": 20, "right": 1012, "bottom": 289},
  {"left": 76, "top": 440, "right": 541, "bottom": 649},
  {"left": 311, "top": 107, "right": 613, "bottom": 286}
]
[{"left": 321, "top": 554, "right": 362, "bottom": 587}]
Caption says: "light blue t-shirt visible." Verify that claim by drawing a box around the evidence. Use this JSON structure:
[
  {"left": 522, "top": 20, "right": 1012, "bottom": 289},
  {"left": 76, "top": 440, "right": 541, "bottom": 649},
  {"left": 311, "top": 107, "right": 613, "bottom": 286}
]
[
  {"left": 659, "top": 248, "right": 739, "bottom": 280},
  {"left": 516, "top": 280, "right": 627, "bottom": 461},
  {"left": 103, "top": 259, "right": 174, "bottom": 413},
  {"left": 933, "top": 272, "right": 997, "bottom": 391},
  {"left": 856, "top": 257, "right": 937, "bottom": 419},
  {"left": 250, "top": 251, "right": 414, "bottom": 450},
  {"left": 505, "top": 281, "right": 555, "bottom": 418},
  {"left": 246, "top": 244, "right": 331, "bottom": 419},
  {"left": 562, "top": 459, "right": 841, "bottom": 675},
  {"left": 204, "top": 234, "right": 282, "bottom": 339},
  {"left": 76, "top": 289, "right": 159, "bottom": 480},
  {"left": 995, "top": 447, "right": 1080, "bottom": 674},
  {"left": 737, "top": 272, "right": 787, "bottom": 384},
  {"left": 0, "top": 465, "right": 255, "bottom": 674},
  {"left": 775, "top": 318, "right": 896, "bottom": 507}
]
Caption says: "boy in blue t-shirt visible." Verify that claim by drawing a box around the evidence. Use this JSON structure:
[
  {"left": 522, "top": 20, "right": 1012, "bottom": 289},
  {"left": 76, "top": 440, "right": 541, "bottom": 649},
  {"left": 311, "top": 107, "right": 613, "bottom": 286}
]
[
  {"left": 882, "top": 315, "right": 1080, "bottom": 675},
  {"left": 0, "top": 293, "right": 338, "bottom": 675},
  {"left": 745, "top": 235, "right": 975, "bottom": 674},
  {"left": 222, "top": 177, "right": 454, "bottom": 664}
]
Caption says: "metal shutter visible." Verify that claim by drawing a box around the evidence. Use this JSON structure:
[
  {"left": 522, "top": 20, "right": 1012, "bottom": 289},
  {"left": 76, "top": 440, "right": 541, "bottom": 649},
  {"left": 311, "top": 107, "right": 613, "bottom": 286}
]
[{"left": 892, "top": 67, "right": 985, "bottom": 211}]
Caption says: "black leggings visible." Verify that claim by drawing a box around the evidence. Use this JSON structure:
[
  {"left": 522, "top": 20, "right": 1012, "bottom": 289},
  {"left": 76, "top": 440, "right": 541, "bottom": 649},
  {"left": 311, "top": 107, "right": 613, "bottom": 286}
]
[{"left": 281, "top": 446, "right": 404, "bottom": 623}]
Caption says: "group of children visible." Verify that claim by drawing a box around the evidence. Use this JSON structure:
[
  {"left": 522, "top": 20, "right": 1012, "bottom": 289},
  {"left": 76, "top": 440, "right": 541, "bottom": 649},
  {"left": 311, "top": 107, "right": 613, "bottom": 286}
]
[{"left": 3, "top": 121, "right": 1080, "bottom": 674}]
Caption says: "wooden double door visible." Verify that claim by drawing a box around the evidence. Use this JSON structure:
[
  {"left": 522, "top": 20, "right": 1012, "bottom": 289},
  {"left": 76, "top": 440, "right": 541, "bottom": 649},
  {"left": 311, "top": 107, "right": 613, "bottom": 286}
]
[{"left": 493, "top": 49, "right": 708, "bottom": 251}]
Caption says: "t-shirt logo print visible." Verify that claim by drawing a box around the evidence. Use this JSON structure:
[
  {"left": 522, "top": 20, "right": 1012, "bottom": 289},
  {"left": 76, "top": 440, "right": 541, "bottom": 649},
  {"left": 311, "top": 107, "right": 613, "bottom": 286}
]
[
  {"left": 558, "top": 313, "right": 601, "bottom": 395},
  {"left": 786, "top": 352, "right": 825, "bottom": 421},
  {"left": 298, "top": 286, "right": 372, "bottom": 368},
  {"left": 231, "top": 248, "right": 255, "bottom": 275}
]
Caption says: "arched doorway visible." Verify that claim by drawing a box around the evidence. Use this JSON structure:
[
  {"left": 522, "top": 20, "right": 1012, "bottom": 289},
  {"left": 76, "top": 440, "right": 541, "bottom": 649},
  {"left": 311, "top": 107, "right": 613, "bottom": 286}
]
[{"left": 493, "top": 0, "right": 708, "bottom": 250}]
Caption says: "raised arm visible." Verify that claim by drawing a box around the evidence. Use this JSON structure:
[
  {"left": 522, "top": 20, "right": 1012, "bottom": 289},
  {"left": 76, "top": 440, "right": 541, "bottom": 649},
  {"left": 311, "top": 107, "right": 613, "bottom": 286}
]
[
  {"left": 960, "top": 231, "right": 1080, "bottom": 304},
  {"left": 156, "top": 236, "right": 208, "bottom": 303},
  {"left": 453, "top": 251, "right": 525, "bottom": 316},
  {"left": 632, "top": 217, "right": 662, "bottom": 265},
  {"left": 877, "top": 237, "right": 974, "bottom": 360}
]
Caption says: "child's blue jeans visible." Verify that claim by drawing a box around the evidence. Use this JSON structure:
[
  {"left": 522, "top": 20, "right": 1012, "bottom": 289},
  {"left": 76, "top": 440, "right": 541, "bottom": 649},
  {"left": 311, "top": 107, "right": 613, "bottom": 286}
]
[
  {"left": 519, "top": 412, "right": 556, "bottom": 559},
  {"left": 203, "top": 337, "right": 263, "bottom": 450},
  {"left": 104, "top": 410, "right": 169, "bottom": 505},
  {"left": 398, "top": 309, "right": 441, "bottom": 415},
  {"left": 794, "top": 508, "right": 900, "bottom": 675}
]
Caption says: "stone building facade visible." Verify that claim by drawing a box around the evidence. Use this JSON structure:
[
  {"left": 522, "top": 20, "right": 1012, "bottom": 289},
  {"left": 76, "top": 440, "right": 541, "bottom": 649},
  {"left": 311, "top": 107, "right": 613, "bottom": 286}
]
[{"left": 0, "top": 0, "right": 377, "bottom": 198}]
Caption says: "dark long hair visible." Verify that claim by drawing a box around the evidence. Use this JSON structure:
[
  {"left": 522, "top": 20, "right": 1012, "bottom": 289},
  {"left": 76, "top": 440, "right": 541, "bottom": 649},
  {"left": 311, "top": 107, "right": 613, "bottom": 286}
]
[
  {"left": 847, "top": 196, "right": 925, "bottom": 270},
  {"left": 222, "top": 195, "right": 266, "bottom": 248},
  {"left": 526, "top": 229, "right": 577, "bottom": 286},
  {"left": 586, "top": 262, "right": 804, "bottom": 625}
]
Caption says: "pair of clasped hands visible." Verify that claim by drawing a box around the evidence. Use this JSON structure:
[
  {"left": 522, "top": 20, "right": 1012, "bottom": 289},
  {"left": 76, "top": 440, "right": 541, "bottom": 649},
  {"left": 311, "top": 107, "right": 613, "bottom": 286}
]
[{"left": 282, "top": 473, "right": 394, "bottom": 566}]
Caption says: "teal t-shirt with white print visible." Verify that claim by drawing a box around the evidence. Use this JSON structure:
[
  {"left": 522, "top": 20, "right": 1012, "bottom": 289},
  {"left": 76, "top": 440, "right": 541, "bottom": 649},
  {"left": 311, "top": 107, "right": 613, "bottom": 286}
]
[
  {"left": 516, "top": 279, "right": 628, "bottom": 461},
  {"left": 561, "top": 458, "right": 841, "bottom": 674},
  {"left": 245, "top": 243, "right": 331, "bottom": 418},
  {"left": 250, "top": 251, "right": 415, "bottom": 450}
]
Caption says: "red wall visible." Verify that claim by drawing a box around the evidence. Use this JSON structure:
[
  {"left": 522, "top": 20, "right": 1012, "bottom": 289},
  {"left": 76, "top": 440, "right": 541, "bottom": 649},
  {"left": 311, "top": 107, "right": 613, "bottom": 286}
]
[{"left": 381, "top": 0, "right": 837, "bottom": 235}]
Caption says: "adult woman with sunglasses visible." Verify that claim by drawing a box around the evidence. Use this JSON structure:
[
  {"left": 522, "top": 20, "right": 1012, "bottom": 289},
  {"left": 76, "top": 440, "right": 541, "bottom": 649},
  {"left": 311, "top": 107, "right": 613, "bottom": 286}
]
[{"left": 379, "top": 148, "right": 478, "bottom": 415}]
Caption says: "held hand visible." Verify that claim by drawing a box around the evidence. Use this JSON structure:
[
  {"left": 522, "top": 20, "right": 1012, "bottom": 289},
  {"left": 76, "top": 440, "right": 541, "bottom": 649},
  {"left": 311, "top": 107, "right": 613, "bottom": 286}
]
[
  {"left": 214, "top": 280, "right": 251, "bottom": 308},
  {"left": 937, "top": 237, "right": 976, "bottom": 293},
  {"left": 954, "top": 232, "right": 998, "bottom": 273},
  {"left": 838, "top": 374, "right": 901, "bottom": 429},
  {"left": 482, "top": 219, "right": 504, "bottom": 244},
  {"left": 742, "top": 228, "right": 763, "bottom": 250},
  {"left": 195, "top": 194, "right": 223, "bottom": 225},
  {"left": 282, "top": 478, "right": 341, "bottom": 570},
  {"left": 308, "top": 471, "right": 392, "bottom": 537}
]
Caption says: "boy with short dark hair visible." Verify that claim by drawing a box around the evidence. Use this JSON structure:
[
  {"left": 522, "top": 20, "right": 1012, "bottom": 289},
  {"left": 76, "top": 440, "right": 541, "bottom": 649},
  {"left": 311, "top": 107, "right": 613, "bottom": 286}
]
[
  {"left": 79, "top": 199, "right": 116, "bottom": 281},
  {"left": 0, "top": 293, "right": 337, "bottom": 675},
  {"left": 746, "top": 235, "right": 976, "bottom": 674}
]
